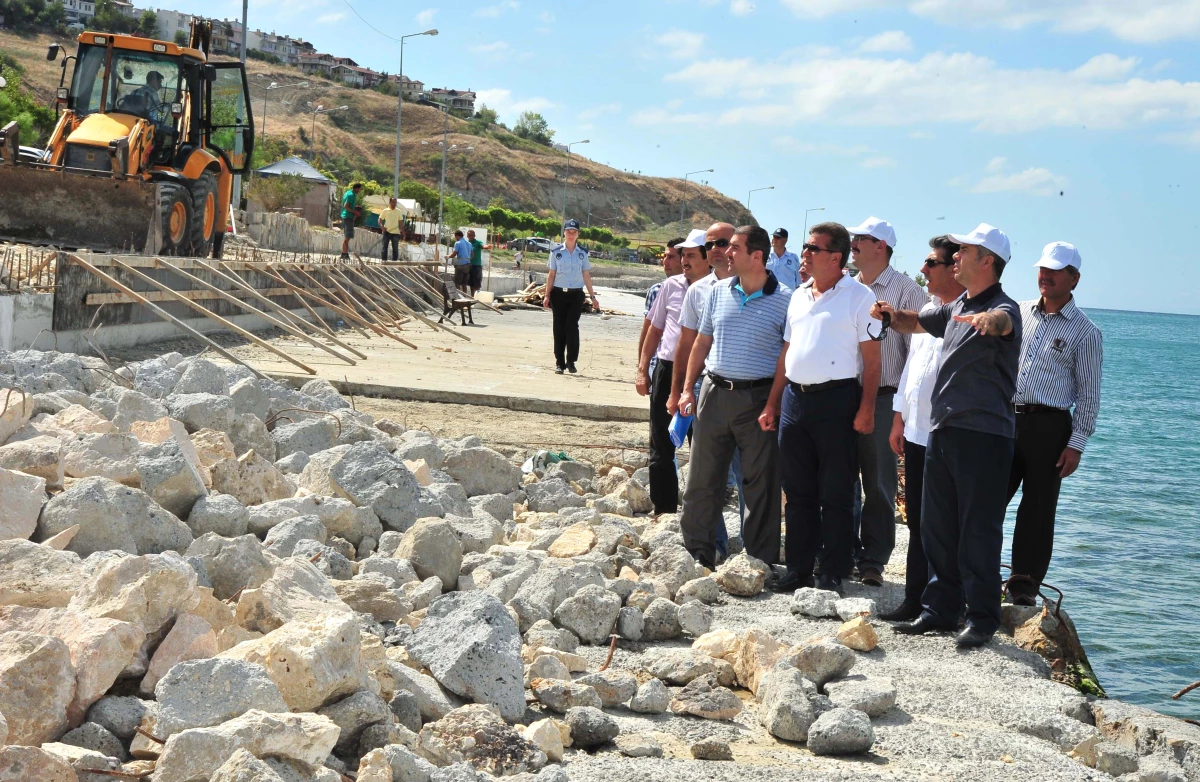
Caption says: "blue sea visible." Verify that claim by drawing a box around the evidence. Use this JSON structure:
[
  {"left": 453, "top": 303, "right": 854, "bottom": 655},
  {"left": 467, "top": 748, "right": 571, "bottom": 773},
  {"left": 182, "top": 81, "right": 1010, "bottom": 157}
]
[{"left": 1002, "top": 308, "right": 1200, "bottom": 718}]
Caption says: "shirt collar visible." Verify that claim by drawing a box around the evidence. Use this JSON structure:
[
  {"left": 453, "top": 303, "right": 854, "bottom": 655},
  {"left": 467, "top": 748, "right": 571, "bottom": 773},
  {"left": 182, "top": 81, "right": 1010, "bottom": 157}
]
[
  {"left": 869, "top": 264, "right": 900, "bottom": 288},
  {"left": 964, "top": 282, "right": 1004, "bottom": 305},
  {"left": 1035, "top": 296, "right": 1078, "bottom": 319},
  {"left": 729, "top": 270, "right": 779, "bottom": 307}
]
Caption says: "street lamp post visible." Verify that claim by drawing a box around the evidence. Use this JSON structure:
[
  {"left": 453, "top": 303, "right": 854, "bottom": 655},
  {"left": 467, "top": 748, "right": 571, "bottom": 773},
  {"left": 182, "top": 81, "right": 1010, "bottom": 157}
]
[
  {"left": 746, "top": 185, "right": 774, "bottom": 214},
  {"left": 307, "top": 103, "right": 349, "bottom": 161},
  {"left": 802, "top": 206, "right": 826, "bottom": 242},
  {"left": 679, "top": 168, "right": 713, "bottom": 231},
  {"left": 561, "top": 139, "right": 589, "bottom": 223},
  {"left": 424, "top": 109, "right": 474, "bottom": 269},
  {"left": 394, "top": 29, "right": 438, "bottom": 198},
  {"left": 261, "top": 79, "right": 308, "bottom": 140}
]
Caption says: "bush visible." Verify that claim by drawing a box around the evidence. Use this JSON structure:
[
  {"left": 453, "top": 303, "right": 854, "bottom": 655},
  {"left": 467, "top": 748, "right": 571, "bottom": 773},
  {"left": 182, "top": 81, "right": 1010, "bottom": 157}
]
[
  {"left": 247, "top": 172, "right": 310, "bottom": 212},
  {"left": 247, "top": 49, "right": 283, "bottom": 65},
  {"left": 513, "top": 111, "right": 554, "bottom": 146},
  {"left": 0, "top": 56, "right": 56, "bottom": 146}
]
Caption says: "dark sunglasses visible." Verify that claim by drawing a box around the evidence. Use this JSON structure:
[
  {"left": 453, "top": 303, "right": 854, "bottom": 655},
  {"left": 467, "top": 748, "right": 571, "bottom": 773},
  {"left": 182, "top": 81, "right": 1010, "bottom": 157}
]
[
  {"left": 704, "top": 238, "right": 731, "bottom": 250},
  {"left": 867, "top": 308, "right": 892, "bottom": 341},
  {"left": 922, "top": 258, "right": 954, "bottom": 268},
  {"left": 801, "top": 243, "right": 835, "bottom": 254}
]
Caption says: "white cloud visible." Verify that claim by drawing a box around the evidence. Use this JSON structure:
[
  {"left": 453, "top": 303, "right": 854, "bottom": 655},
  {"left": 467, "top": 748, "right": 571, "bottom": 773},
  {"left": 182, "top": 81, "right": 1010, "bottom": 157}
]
[
  {"left": 858, "top": 30, "right": 912, "bottom": 53},
  {"left": 965, "top": 157, "right": 1066, "bottom": 196},
  {"left": 771, "top": 137, "right": 871, "bottom": 156},
  {"left": 476, "top": 0, "right": 518, "bottom": 17},
  {"left": 415, "top": 8, "right": 437, "bottom": 26},
  {"left": 861, "top": 156, "right": 897, "bottom": 168},
  {"left": 538, "top": 11, "right": 555, "bottom": 22},
  {"left": 655, "top": 28, "right": 706, "bottom": 59},
  {"left": 475, "top": 88, "right": 552, "bottom": 123},
  {"left": 655, "top": 50, "right": 1200, "bottom": 134},
  {"left": 778, "top": 0, "right": 1200, "bottom": 43},
  {"left": 730, "top": 0, "right": 755, "bottom": 15},
  {"left": 315, "top": 11, "right": 345, "bottom": 23}
]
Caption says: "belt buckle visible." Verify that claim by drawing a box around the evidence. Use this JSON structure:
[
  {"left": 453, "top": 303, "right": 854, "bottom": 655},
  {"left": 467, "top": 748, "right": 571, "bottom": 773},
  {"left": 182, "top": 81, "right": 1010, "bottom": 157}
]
[{"left": 718, "top": 377, "right": 735, "bottom": 391}]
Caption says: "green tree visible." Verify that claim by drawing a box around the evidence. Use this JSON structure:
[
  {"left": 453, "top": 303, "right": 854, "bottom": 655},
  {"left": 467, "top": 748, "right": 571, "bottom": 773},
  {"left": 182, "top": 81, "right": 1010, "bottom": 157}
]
[
  {"left": 467, "top": 104, "right": 498, "bottom": 135},
  {"left": 35, "top": 0, "right": 66, "bottom": 29},
  {"left": 512, "top": 111, "right": 554, "bottom": 146},
  {"left": 174, "top": 29, "right": 188, "bottom": 46},
  {"left": 137, "top": 9, "right": 156, "bottom": 37},
  {"left": 247, "top": 172, "right": 310, "bottom": 212},
  {"left": 0, "top": 56, "right": 57, "bottom": 145}
]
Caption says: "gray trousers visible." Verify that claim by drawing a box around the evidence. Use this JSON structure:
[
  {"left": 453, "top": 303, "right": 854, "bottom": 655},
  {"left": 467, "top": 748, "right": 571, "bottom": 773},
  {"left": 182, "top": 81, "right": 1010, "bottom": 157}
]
[
  {"left": 855, "top": 392, "right": 897, "bottom": 573},
  {"left": 680, "top": 377, "right": 781, "bottom": 568}
]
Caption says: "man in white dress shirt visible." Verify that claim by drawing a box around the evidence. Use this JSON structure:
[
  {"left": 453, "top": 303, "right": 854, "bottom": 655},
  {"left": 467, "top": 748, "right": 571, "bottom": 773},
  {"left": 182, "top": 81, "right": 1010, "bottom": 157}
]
[{"left": 880, "top": 235, "right": 965, "bottom": 621}]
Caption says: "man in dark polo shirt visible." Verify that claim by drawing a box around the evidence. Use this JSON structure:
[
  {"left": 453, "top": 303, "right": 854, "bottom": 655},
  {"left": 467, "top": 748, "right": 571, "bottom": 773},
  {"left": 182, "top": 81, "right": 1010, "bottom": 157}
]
[{"left": 872, "top": 223, "right": 1021, "bottom": 648}]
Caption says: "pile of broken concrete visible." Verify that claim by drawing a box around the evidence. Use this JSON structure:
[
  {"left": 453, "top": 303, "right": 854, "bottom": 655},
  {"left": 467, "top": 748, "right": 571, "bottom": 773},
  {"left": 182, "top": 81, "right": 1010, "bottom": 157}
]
[{"left": 0, "top": 348, "right": 891, "bottom": 781}]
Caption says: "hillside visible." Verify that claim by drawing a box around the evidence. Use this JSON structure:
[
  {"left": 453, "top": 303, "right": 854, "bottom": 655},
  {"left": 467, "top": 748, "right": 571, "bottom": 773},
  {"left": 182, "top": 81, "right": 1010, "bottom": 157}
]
[{"left": 0, "top": 28, "right": 754, "bottom": 233}]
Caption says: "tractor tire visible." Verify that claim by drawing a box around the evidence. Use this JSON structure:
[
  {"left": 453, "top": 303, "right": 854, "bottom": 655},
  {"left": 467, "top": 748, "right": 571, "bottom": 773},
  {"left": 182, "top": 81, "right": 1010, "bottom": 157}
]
[
  {"left": 158, "top": 183, "right": 193, "bottom": 256},
  {"left": 188, "top": 170, "right": 219, "bottom": 258}
]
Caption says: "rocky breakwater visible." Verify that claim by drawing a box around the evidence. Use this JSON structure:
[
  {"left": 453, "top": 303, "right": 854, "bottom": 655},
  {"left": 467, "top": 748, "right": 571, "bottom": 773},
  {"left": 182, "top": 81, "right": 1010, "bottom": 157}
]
[{"left": 0, "top": 346, "right": 1196, "bottom": 781}]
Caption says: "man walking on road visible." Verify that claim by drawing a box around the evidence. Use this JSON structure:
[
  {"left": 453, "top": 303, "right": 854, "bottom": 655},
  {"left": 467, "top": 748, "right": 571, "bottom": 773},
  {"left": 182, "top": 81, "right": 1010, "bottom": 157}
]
[
  {"left": 542, "top": 219, "right": 598, "bottom": 374},
  {"left": 340, "top": 182, "right": 363, "bottom": 260},
  {"left": 1006, "top": 242, "right": 1103, "bottom": 606},
  {"left": 467, "top": 230, "right": 485, "bottom": 296},
  {"left": 875, "top": 223, "right": 1021, "bottom": 648},
  {"left": 762, "top": 222, "right": 881, "bottom": 594},
  {"left": 880, "top": 235, "right": 964, "bottom": 621},
  {"left": 637, "top": 229, "right": 709, "bottom": 514},
  {"left": 379, "top": 197, "right": 403, "bottom": 262},
  {"left": 450, "top": 230, "right": 472, "bottom": 294},
  {"left": 767, "top": 228, "right": 802, "bottom": 291},
  {"left": 847, "top": 216, "right": 928, "bottom": 587},
  {"left": 678, "top": 225, "right": 792, "bottom": 569}
]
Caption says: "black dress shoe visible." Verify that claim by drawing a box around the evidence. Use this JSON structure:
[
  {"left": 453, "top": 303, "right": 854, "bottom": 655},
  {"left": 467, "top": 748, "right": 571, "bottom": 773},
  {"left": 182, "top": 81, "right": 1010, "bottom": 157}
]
[
  {"left": 816, "top": 574, "right": 844, "bottom": 596},
  {"left": 769, "top": 570, "right": 814, "bottom": 593},
  {"left": 1011, "top": 593, "right": 1037, "bottom": 607},
  {"left": 893, "top": 613, "right": 946, "bottom": 635},
  {"left": 554, "top": 366, "right": 565, "bottom": 374},
  {"left": 879, "top": 600, "right": 922, "bottom": 623},
  {"left": 567, "top": 363, "right": 578, "bottom": 374},
  {"left": 955, "top": 625, "right": 994, "bottom": 648}
]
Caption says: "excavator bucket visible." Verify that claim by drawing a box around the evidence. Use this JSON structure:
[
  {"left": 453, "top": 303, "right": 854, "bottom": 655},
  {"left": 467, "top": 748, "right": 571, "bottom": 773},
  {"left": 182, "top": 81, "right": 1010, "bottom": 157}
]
[{"left": 0, "top": 164, "right": 160, "bottom": 253}]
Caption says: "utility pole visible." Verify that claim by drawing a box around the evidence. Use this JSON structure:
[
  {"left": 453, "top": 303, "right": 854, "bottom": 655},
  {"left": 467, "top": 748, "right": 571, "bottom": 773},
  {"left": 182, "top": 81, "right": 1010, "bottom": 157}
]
[
  {"left": 679, "top": 168, "right": 713, "bottom": 232},
  {"left": 394, "top": 29, "right": 438, "bottom": 198}
]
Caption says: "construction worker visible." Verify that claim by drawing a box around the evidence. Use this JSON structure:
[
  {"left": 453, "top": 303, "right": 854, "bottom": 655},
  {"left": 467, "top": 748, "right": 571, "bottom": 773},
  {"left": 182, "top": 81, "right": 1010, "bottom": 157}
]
[{"left": 340, "top": 183, "right": 363, "bottom": 260}]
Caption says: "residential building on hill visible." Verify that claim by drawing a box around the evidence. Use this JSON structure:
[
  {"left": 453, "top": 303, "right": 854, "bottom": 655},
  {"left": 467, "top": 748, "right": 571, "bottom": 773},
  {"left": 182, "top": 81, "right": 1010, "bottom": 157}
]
[
  {"left": 63, "top": 0, "right": 96, "bottom": 22},
  {"left": 155, "top": 9, "right": 194, "bottom": 42},
  {"left": 428, "top": 88, "right": 476, "bottom": 114}
]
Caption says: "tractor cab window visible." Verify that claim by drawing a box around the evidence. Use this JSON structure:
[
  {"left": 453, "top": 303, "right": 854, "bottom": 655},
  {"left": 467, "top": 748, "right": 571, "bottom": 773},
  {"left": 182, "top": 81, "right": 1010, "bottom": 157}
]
[{"left": 109, "top": 54, "right": 182, "bottom": 129}]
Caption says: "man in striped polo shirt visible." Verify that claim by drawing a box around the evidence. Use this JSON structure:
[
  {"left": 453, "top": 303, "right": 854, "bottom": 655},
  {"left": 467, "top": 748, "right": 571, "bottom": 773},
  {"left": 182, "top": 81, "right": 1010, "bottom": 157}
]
[
  {"left": 1006, "top": 242, "right": 1103, "bottom": 606},
  {"left": 678, "top": 225, "right": 792, "bottom": 569},
  {"left": 847, "top": 216, "right": 929, "bottom": 587}
]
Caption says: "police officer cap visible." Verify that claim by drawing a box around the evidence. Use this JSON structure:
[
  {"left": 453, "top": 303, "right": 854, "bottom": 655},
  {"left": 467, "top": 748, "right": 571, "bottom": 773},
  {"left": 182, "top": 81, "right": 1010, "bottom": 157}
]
[{"left": 563, "top": 219, "right": 581, "bottom": 231}]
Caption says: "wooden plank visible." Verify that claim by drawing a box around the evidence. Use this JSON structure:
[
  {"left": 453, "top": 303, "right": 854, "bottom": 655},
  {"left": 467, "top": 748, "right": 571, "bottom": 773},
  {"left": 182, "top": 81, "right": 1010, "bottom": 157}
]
[
  {"left": 111, "top": 259, "right": 317, "bottom": 376},
  {"left": 66, "top": 254, "right": 267, "bottom": 380},
  {"left": 85, "top": 286, "right": 294, "bottom": 306},
  {"left": 263, "top": 264, "right": 416, "bottom": 349}
]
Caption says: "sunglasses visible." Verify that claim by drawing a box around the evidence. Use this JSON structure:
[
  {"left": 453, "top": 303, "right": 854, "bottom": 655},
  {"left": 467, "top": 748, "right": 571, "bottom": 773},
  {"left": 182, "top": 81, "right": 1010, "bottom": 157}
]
[
  {"left": 922, "top": 259, "right": 955, "bottom": 268},
  {"left": 801, "top": 243, "right": 836, "bottom": 254},
  {"left": 867, "top": 308, "right": 892, "bottom": 341},
  {"left": 704, "top": 238, "right": 731, "bottom": 250}
]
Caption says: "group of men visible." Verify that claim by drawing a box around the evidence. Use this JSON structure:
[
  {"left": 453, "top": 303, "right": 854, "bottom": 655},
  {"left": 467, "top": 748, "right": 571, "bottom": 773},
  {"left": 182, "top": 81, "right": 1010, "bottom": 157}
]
[
  {"left": 633, "top": 216, "right": 1102, "bottom": 649},
  {"left": 447, "top": 228, "right": 486, "bottom": 296}
]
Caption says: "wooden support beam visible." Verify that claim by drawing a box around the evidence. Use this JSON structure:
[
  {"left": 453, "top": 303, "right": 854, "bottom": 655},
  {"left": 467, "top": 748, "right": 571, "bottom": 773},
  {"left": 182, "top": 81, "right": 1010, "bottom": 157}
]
[
  {"left": 85, "top": 286, "right": 294, "bottom": 306},
  {"left": 263, "top": 265, "right": 417, "bottom": 349},
  {"left": 289, "top": 266, "right": 372, "bottom": 339},
  {"left": 316, "top": 268, "right": 396, "bottom": 331},
  {"left": 66, "top": 254, "right": 266, "bottom": 380},
  {"left": 345, "top": 263, "right": 470, "bottom": 342},
  {"left": 151, "top": 258, "right": 358, "bottom": 366},
  {"left": 110, "top": 259, "right": 317, "bottom": 376},
  {"left": 328, "top": 267, "right": 409, "bottom": 327}
]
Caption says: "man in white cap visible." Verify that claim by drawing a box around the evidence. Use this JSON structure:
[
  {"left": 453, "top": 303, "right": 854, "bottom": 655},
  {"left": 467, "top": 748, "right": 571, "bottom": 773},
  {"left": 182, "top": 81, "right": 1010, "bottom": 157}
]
[
  {"left": 847, "top": 216, "right": 928, "bottom": 588},
  {"left": 636, "top": 229, "right": 710, "bottom": 514},
  {"left": 1005, "top": 242, "right": 1103, "bottom": 606},
  {"left": 872, "top": 223, "right": 1021, "bottom": 648}
]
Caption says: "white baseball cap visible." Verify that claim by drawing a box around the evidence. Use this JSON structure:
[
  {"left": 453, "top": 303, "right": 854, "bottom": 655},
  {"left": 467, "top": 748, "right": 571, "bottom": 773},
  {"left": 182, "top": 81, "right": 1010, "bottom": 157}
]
[
  {"left": 1034, "top": 241, "right": 1081, "bottom": 271},
  {"left": 949, "top": 223, "right": 1011, "bottom": 262},
  {"left": 677, "top": 228, "right": 708, "bottom": 249},
  {"left": 847, "top": 216, "right": 897, "bottom": 248}
]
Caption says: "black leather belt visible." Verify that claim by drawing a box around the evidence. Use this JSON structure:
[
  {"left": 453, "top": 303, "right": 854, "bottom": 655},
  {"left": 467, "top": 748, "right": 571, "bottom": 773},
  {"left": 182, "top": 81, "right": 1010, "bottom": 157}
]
[
  {"left": 555, "top": 287, "right": 583, "bottom": 292},
  {"left": 789, "top": 378, "right": 857, "bottom": 393},
  {"left": 1015, "top": 404, "right": 1069, "bottom": 415},
  {"left": 709, "top": 374, "right": 773, "bottom": 391},
  {"left": 879, "top": 385, "right": 898, "bottom": 396}
]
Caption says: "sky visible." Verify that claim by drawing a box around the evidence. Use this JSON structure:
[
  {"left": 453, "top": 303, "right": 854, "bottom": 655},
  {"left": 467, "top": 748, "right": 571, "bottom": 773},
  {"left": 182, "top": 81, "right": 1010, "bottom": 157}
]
[{"left": 163, "top": 0, "right": 1200, "bottom": 314}]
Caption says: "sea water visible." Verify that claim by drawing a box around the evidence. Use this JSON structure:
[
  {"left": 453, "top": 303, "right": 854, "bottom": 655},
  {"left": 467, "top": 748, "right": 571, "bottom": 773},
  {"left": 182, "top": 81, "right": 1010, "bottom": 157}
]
[{"left": 1003, "top": 308, "right": 1200, "bottom": 717}]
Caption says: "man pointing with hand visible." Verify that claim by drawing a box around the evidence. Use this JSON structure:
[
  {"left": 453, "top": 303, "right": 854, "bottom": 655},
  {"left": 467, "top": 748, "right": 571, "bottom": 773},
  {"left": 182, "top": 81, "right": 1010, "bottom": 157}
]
[{"left": 872, "top": 223, "right": 1021, "bottom": 649}]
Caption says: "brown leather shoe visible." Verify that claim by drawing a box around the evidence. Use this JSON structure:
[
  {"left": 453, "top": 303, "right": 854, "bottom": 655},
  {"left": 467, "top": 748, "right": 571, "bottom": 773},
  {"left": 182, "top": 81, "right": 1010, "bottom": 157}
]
[{"left": 860, "top": 568, "right": 884, "bottom": 587}]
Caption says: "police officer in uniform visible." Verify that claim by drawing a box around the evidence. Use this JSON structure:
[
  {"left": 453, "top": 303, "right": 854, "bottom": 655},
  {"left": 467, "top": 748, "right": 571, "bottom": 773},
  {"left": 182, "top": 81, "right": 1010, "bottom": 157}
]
[{"left": 542, "top": 219, "right": 598, "bottom": 374}]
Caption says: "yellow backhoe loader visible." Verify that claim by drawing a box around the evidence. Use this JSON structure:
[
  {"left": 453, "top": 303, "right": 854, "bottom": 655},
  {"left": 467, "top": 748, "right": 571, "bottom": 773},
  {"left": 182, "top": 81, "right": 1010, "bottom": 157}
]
[{"left": 0, "top": 20, "right": 254, "bottom": 257}]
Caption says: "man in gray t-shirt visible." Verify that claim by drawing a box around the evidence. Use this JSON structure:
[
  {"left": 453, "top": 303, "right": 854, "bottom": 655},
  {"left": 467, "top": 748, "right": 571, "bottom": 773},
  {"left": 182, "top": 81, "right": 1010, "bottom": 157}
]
[{"left": 872, "top": 223, "right": 1021, "bottom": 650}]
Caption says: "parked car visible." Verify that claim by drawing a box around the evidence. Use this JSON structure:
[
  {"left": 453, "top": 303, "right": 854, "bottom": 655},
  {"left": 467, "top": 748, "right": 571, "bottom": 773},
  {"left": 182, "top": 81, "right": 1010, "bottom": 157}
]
[
  {"left": 506, "top": 236, "right": 555, "bottom": 253},
  {"left": 66, "top": 22, "right": 85, "bottom": 32}
]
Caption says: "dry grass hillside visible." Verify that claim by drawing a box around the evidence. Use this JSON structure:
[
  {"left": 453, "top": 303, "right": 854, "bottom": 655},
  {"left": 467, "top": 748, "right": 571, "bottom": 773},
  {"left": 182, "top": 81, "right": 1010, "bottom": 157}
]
[{"left": 1, "top": 28, "right": 753, "bottom": 232}]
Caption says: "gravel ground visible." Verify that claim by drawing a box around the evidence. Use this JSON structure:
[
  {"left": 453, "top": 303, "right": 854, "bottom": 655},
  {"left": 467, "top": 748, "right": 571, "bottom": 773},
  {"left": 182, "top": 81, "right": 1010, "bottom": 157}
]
[{"left": 552, "top": 530, "right": 1110, "bottom": 782}]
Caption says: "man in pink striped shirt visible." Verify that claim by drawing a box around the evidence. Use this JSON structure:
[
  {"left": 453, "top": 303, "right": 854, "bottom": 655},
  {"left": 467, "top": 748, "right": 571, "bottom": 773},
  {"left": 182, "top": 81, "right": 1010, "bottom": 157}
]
[{"left": 637, "top": 228, "right": 710, "bottom": 514}]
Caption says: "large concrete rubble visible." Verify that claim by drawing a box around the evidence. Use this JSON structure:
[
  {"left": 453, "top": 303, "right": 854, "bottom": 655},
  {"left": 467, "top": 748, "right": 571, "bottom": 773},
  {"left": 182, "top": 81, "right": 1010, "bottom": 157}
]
[{"left": 0, "top": 347, "right": 1196, "bottom": 782}]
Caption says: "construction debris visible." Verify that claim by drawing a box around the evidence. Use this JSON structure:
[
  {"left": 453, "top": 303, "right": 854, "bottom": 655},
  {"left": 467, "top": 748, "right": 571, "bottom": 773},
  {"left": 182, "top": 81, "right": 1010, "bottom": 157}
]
[{"left": 501, "top": 282, "right": 628, "bottom": 316}]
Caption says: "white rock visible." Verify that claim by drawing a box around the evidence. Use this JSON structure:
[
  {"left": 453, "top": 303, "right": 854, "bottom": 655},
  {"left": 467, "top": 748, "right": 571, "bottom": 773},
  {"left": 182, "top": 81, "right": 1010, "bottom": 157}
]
[
  {"left": 757, "top": 666, "right": 816, "bottom": 741},
  {"left": 299, "top": 443, "right": 422, "bottom": 532},
  {"left": 677, "top": 600, "right": 713, "bottom": 637},
  {"left": 61, "top": 432, "right": 144, "bottom": 485},
  {"left": 785, "top": 640, "right": 857, "bottom": 689},
  {"left": 714, "top": 552, "right": 770, "bottom": 596},
  {"left": 165, "top": 392, "right": 235, "bottom": 434},
  {"left": 0, "top": 467, "right": 45, "bottom": 541},
  {"left": 806, "top": 707, "right": 875, "bottom": 755},
  {"left": 38, "top": 476, "right": 192, "bottom": 557},
  {"left": 825, "top": 676, "right": 897, "bottom": 717},
  {"left": 676, "top": 576, "right": 721, "bottom": 604},
  {"left": 0, "top": 540, "right": 82, "bottom": 608},
  {"left": 186, "top": 493, "right": 250, "bottom": 538},
  {"left": 553, "top": 584, "right": 621, "bottom": 645},
  {"left": 629, "top": 678, "right": 670, "bottom": 713},
  {"left": 186, "top": 533, "right": 278, "bottom": 601},
  {"left": 149, "top": 657, "right": 289, "bottom": 738},
  {"left": 68, "top": 551, "right": 199, "bottom": 636},
  {"left": 0, "top": 434, "right": 64, "bottom": 487},
  {"left": 211, "top": 451, "right": 296, "bottom": 507},
  {"left": 234, "top": 557, "right": 351, "bottom": 633},
  {"left": 0, "top": 746, "right": 76, "bottom": 781},
  {"left": 396, "top": 517, "right": 464, "bottom": 590},
  {"left": 137, "top": 439, "right": 207, "bottom": 519},
  {"left": 0, "top": 630, "right": 75, "bottom": 745},
  {"left": 792, "top": 587, "right": 841, "bottom": 618},
  {"left": 51, "top": 404, "right": 115, "bottom": 435},
  {"left": 139, "top": 612, "right": 216, "bottom": 696},
  {"left": 0, "top": 387, "right": 35, "bottom": 443},
  {"left": 522, "top": 718, "right": 564, "bottom": 762},
  {"left": 443, "top": 447, "right": 522, "bottom": 498},
  {"left": 835, "top": 597, "right": 877, "bottom": 621}
]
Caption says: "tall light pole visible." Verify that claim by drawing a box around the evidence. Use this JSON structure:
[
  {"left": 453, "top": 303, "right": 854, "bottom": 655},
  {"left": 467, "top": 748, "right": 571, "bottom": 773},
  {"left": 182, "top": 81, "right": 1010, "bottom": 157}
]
[
  {"left": 802, "top": 206, "right": 826, "bottom": 242},
  {"left": 424, "top": 109, "right": 473, "bottom": 265},
  {"left": 261, "top": 79, "right": 307, "bottom": 140},
  {"left": 746, "top": 185, "right": 774, "bottom": 214},
  {"left": 679, "top": 168, "right": 713, "bottom": 231},
  {"left": 560, "top": 139, "right": 589, "bottom": 223},
  {"left": 394, "top": 28, "right": 438, "bottom": 198},
  {"left": 306, "top": 103, "right": 348, "bottom": 161}
]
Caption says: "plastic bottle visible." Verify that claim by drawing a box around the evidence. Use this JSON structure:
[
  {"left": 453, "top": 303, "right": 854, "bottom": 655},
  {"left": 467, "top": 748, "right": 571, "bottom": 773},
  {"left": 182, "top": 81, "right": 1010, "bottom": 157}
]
[{"left": 669, "top": 411, "right": 693, "bottom": 448}]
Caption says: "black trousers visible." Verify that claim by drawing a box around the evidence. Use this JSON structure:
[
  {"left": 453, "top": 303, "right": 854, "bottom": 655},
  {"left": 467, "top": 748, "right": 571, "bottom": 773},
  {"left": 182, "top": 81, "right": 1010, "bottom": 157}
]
[
  {"left": 550, "top": 287, "right": 584, "bottom": 368},
  {"left": 856, "top": 392, "right": 898, "bottom": 573},
  {"left": 778, "top": 382, "right": 860, "bottom": 579},
  {"left": 648, "top": 359, "right": 678, "bottom": 514},
  {"left": 681, "top": 378, "right": 781, "bottom": 568},
  {"left": 920, "top": 426, "right": 1014, "bottom": 635},
  {"left": 901, "top": 440, "right": 928, "bottom": 603},
  {"left": 381, "top": 233, "right": 400, "bottom": 261},
  {"left": 1006, "top": 409, "right": 1072, "bottom": 598}
]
